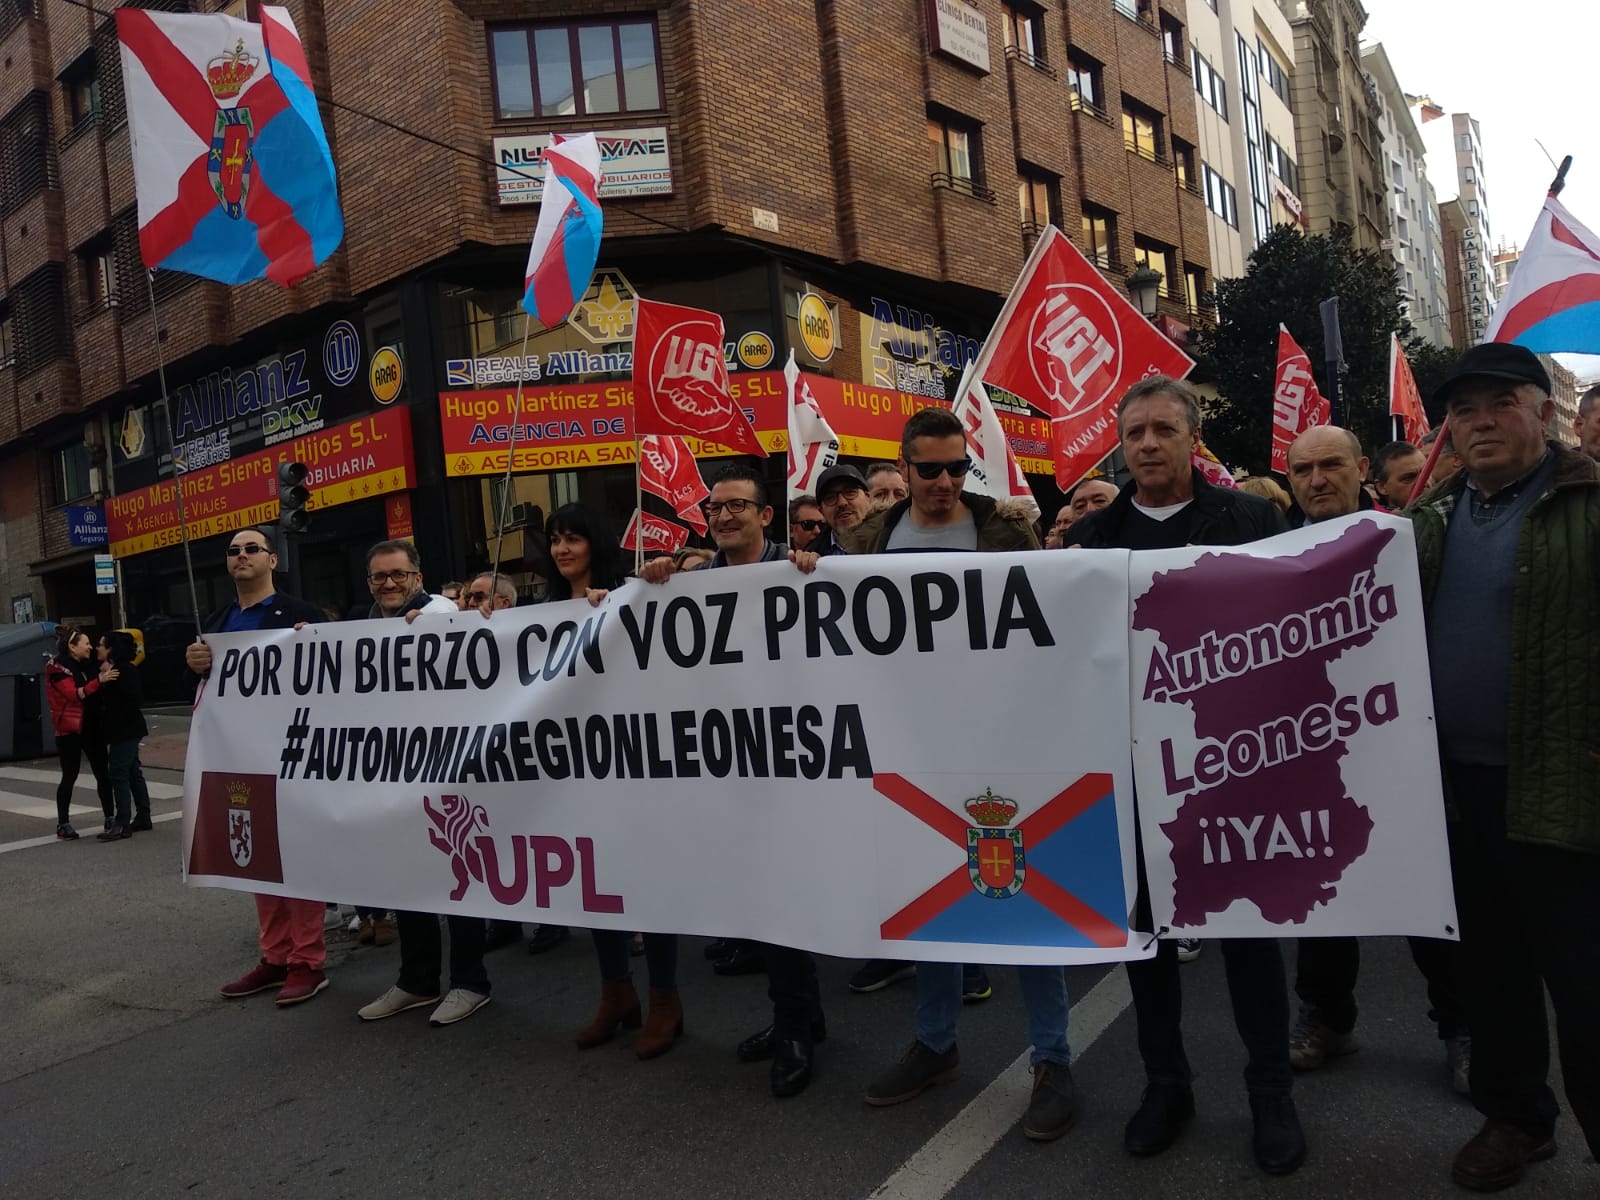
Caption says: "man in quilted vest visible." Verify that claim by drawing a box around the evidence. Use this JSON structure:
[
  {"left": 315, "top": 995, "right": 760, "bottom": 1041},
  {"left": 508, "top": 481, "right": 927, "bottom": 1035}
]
[{"left": 1411, "top": 342, "right": 1600, "bottom": 1193}]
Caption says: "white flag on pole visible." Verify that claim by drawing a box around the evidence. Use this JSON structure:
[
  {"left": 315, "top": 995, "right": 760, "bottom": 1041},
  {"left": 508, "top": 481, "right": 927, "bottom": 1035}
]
[
  {"left": 784, "top": 350, "right": 839, "bottom": 502},
  {"left": 952, "top": 362, "right": 1040, "bottom": 520}
]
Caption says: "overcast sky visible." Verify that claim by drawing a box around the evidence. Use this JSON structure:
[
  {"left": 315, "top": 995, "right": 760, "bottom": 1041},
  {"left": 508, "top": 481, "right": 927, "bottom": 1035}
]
[{"left": 1363, "top": 0, "right": 1600, "bottom": 382}]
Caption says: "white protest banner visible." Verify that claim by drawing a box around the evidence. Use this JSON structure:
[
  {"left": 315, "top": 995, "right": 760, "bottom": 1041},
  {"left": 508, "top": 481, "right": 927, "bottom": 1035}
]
[
  {"left": 183, "top": 552, "right": 1148, "bottom": 966},
  {"left": 1128, "top": 513, "right": 1457, "bottom": 940}
]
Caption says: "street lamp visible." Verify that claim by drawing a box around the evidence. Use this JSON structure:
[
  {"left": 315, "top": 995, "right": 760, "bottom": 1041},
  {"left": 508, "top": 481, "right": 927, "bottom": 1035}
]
[{"left": 1126, "top": 265, "right": 1163, "bottom": 319}]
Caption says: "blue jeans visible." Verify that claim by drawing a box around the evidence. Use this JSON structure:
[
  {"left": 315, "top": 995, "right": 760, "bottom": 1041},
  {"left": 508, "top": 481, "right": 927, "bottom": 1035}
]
[
  {"left": 107, "top": 738, "right": 150, "bottom": 829},
  {"left": 916, "top": 962, "right": 1071, "bottom": 1065}
]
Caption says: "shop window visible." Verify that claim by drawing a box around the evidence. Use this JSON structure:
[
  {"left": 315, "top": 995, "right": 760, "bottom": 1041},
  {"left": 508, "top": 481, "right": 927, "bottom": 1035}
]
[
  {"left": 1082, "top": 204, "right": 1119, "bottom": 270},
  {"left": 489, "top": 18, "right": 661, "bottom": 120}
]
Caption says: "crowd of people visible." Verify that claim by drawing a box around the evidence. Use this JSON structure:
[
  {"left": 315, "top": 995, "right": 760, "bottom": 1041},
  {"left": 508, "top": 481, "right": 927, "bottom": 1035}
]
[{"left": 95, "top": 340, "right": 1598, "bottom": 1192}]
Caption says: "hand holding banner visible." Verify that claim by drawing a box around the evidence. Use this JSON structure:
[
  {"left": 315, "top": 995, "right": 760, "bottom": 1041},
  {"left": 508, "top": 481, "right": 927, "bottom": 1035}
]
[
  {"left": 633, "top": 299, "right": 767, "bottom": 457},
  {"left": 1270, "top": 325, "right": 1330, "bottom": 473}
]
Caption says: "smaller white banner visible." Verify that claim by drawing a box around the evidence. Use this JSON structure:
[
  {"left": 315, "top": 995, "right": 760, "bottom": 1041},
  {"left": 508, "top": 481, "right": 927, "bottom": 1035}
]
[{"left": 929, "top": 0, "right": 990, "bottom": 72}]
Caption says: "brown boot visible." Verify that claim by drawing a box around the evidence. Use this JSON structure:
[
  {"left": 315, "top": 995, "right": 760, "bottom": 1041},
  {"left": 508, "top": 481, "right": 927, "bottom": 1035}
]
[
  {"left": 371, "top": 916, "right": 397, "bottom": 947},
  {"left": 575, "top": 978, "right": 641, "bottom": 1049},
  {"left": 357, "top": 916, "right": 375, "bottom": 945},
  {"left": 635, "top": 987, "right": 684, "bottom": 1060}
]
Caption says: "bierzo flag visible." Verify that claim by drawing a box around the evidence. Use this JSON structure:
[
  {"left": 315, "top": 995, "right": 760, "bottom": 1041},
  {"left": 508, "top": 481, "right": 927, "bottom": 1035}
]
[
  {"left": 1484, "top": 193, "right": 1600, "bottom": 352},
  {"left": 1270, "top": 325, "right": 1330, "bottom": 473},
  {"left": 638, "top": 435, "right": 709, "bottom": 534},
  {"left": 633, "top": 299, "right": 766, "bottom": 457},
  {"left": 116, "top": 5, "right": 343, "bottom": 286},
  {"left": 521, "top": 133, "right": 603, "bottom": 328},
  {"left": 967, "top": 226, "right": 1194, "bottom": 490},
  {"left": 1389, "top": 335, "right": 1430, "bottom": 444},
  {"left": 784, "top": 351, "right": 839, "bottom": 502}
]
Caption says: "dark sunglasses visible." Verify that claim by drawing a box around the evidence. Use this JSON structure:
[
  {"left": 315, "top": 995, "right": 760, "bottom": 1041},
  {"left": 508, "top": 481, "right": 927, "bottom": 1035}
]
[
  {"left": 906, "top": 457, "right": 973, "bottom": 480},
  {"left": 794, "top": 519, "right": 825, "bottom": 533},
  {"left": 226, "top": 543, "right": 271, "bottom": 557},
  {"left": 464, "top": 590, "right": 490, "bottom": 604}
]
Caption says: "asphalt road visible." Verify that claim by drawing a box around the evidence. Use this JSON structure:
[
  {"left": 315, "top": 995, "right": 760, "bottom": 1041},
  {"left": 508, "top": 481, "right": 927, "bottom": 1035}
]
[{"left": 0, "top": 747, "right": 1592, "bottom": 1199}]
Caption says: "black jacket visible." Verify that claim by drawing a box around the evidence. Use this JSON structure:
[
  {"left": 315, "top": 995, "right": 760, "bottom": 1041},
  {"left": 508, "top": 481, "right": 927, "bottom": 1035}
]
[
  {"left": 201, "top": 592, "right": 325, "bottom": 634},
  {"left": 98, "top": 659, "right": 148, "bottom": 744},
  {"left": 1069, "top": 468, "right": 1287, "bottom": 549}
]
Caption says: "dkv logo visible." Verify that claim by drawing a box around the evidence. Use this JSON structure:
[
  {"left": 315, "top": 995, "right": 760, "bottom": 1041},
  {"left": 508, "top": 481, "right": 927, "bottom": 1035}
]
[
  {"left": 646, "top": 320, "right": 740, "bottom": 438},
  {"left": 424, "top": 794, "right": 623, "bottom": 913},
  {"left": 1027, "top": 285, "right": 1123, "bottom": 422}
]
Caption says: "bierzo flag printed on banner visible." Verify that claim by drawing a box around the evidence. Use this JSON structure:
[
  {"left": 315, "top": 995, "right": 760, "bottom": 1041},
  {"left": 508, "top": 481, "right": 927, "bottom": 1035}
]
[
  {"left": 1269, "top": 325, "right": 1330, "bottom": 474},
  {"left": 968, "top": 225, "right": 1193, "bottom": 491},
  {"left": 619, "top": 507, "right": 689, "bottom": 555},
  {"left": 1389, "top": 335, "right": 1430, "bottom": 444},
  {"left": 784, "top": 351, "right": 839, "bottom": 502},
  {"left": 638, "top": 435, "right": 708, "bottom": 534},
  {"left": 632, "top": 299, "right": 767, "bottom": 457},
  {"left": 1129, "top": 513, "right": 1457, "bottom": 939},
  {"left": 1483, "top": 193, "right": 1600, "bottom": 352},
  {"left": 952, "top": 364, "right": 1040, "bottom": 519},
  {"left": 521, "top": 133, "right": 603, "bottom": 327},
  {"left": 1191, "top": 439, "right": 1237, "bottom": 490},
  {"left": 183, "top": 553, "right": 1146, "bottom": 965},
  {"left": 116, "top": 6, "right": 343, "bottom": 286}
]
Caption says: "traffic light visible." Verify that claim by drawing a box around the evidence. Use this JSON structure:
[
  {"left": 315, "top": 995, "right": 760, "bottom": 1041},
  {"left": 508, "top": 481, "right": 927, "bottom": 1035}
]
[{"left": 277, "top": 461, "right": 310, "bottom": 533}]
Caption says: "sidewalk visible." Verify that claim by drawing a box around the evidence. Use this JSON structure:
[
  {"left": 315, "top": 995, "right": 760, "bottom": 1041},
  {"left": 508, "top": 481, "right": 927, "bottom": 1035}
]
[{"left": 141, "top": 707, "right": 192, "bottom": 773}]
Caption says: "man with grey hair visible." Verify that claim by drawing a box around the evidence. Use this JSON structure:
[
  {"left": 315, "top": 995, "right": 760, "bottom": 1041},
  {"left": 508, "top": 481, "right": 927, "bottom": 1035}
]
[
  {"left": 1411, "top": 342, "right": 1600, "bottom": 1191},
  {"left": 363, "top": 539, "right": 457, "bottom": 619},
  {"left": 1068, "top": 375, "right": 1302, "bottom": 1174},
  {"left": 464, "top": 571, "right": 517, "bottom": 614},
  {"left": 1574, "top": 383, "right": 1600, "bottom": 459}
]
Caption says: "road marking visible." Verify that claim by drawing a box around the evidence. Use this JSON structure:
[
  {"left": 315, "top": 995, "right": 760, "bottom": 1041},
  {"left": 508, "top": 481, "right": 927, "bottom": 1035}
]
[
  {"left": 0, "top": 767, "right": 182, "bottom": 799},
  {"left": 0, "top": 794, "right": 106, "bottom": 821},
  {"left": 866, "top": 967, "right": 1133, "bottom": 1200},
  {"left": 0, "top": 810, "right": 182, "bottom": 855}
]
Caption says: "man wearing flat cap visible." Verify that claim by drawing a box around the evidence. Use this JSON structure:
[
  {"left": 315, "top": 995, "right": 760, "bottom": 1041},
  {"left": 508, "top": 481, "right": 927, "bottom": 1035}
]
[
  {"left": 1410, "top": 341, "right": 1600, "bottom": 1192},
  {"left": 809, "top": 463, "right": 870, "bottom": 556}
]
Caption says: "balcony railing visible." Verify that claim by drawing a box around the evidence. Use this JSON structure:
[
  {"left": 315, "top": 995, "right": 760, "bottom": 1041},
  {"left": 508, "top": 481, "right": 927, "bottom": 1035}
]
[
  {"left": 1005, "top": 44, "right": 1057, "bottom": 79},
  {"left": 931, "top": 172, "right": 995, "bottom": 203},
  {"left": 1125, "top": 138, "right": 1169, "bottom": 167},
  {"left": 1070, "top": 92, "right": 1112, "bottom": 125}
]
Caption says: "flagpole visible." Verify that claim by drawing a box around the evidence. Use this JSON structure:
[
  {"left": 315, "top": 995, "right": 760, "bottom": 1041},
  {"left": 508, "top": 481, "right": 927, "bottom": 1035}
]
[
  {"left": 634, "top": 431, "right": 644, "bottom": 575},
  {"left": 145, "top": 269, "right": 203, "bottom": 637},
  {"left": 489, "top": 310, "right": 537, "bottom": 589}
]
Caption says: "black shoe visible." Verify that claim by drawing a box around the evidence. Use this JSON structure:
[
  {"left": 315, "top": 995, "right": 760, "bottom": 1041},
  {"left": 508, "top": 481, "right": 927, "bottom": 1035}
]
[
  {"left": 484, "top": 920, "right": 522, "bottom": 952},
  {"left": 126, "top": 815, "right": 154, "bottom": 832},
  {"left": 525, "top": 925, "right": 570, "bottom": 955},
  {"left": 1023, "top": 1062, "right": 1078, "bottom": 1141},
  {"left": 96, "top": 826, "right": 126, "bottom": 842},
  {"left": 736, "top": 1017, "right": 827, "bottom": 1063},
  {"left": 864, "top": 1041, "right": 959, "bottom": 1106},
  {"left": 1124, "top": 1081, "right": 1195, "bottom": 1156},
  {"left": 848, "top": 959, "right": 916, "bottom": 993},
  {"left": 712, "top": 944, "right": 767, "bottom": 976},
  {"left": 1451, "top": 1119, "right": 1556, "bottom": 1191},
  {"left": 1249, "top": 1091, "right": 1307, "bottom": 1175},
  {"left": 704, "top": 938, "right": 736, "bottom": 961},
  {"left": 770, "top": 1038, "right": 815, "bottom": 1098}
]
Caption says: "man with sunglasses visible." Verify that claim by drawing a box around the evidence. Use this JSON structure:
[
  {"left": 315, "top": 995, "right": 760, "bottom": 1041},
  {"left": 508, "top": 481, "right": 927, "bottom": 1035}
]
[
  {"left": 837, "top": 409, "right": 1075, "bottom": 1141},
  {"left": 639, "top": 464, "right": 826, "bottom": 1099},
  {"left": 788, "top": 495, "right": 826, "bottom": 552},
  {"left": 187, "top": 528, "right": 331, "bottom": 1007}
]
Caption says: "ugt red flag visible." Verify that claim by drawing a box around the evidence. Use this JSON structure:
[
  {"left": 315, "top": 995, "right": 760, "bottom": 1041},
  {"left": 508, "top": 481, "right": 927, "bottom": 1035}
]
[
  {"left": 633, "top": 299, "right": 766, "bottom": 457},
  {"left": 621, "top": 508, "right": 689, "bottom": 556},
  {"left": 1389, "top": 335, "right": 1430, "bottom": 444},
  {"left": 1269, "top": 325, "right": 1329, "bottom": 473},
  {"left": 638, "top": 435, "right": 708, "bottom": 534},
  {"left": 971, "top": 226, "right": 1193, "bottom": 489}
]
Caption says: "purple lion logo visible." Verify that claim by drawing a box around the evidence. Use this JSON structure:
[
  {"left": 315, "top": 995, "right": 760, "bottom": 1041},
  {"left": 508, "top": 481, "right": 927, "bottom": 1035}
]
[{"left": 424, "top": 793, "right": 490, "bottom": 901}]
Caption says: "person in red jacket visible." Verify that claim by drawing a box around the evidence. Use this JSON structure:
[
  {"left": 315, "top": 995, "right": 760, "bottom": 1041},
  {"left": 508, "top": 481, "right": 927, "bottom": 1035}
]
[{"left": 44, "top": 626, "right": 115, "bottom": 840}]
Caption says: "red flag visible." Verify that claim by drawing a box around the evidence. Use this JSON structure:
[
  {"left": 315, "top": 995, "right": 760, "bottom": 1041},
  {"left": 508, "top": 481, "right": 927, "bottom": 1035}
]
[
  {"left": 1191, "top": 438, "right": 1237, "bottom": 489},
  {"left": 632, "top": 299, "right": 766, "bottom": 456},
  {"left": 620, "top": 508, "right": 689, "bottom": 555},
  {"left": 1388, "top": 335, "right": 1430, "bottom": 444},
  {"left": 970, "top": 226, "right": 1194, "bottom": 490},
  {"left": 638, "top": 434, "right": 709, "bottom": 533},
  {"left": 1269, "top": 325, "right": 1330, "bottom": 473}
]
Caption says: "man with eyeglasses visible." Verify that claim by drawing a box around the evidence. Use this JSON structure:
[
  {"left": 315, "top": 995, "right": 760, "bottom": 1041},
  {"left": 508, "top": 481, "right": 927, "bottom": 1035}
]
[
  {"left": 187, "top": 528, "right": 331, "bottom": 1007},
  {"left": 639, "top": 464, "right": 826, "bottom": 1099},
  {"left": 362, "top": 540, "right": 458, "bottom": 619},
  {"left": 837, "top": 408, "right": 1078, "bottom": 1142},
  {"left": 811, "top": 463, "right": 871, "bottom": 556},
  {"left": 788, "top": 495, "right": 825, "bottom": 552}
]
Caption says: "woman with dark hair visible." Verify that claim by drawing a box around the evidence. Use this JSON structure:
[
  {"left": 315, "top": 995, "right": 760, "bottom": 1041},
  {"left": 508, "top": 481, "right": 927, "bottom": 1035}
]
[
  {"left": 44, "top": 627, "right": 115, "bottom": 840},
  {"left": 539, "top": 505, "right": 682, "bottom": 1059},
  {"left": 94, "top": 630, "right": 152, "bottom": 842}
]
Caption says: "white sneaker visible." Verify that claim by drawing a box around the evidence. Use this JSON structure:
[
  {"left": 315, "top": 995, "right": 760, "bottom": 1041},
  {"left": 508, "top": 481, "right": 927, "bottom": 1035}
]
[
  {"left": 429, "top": 988, "right": 491, "bottom": 1026},
  {"left": 1175, "top": 938, "right": 1203, "bottom": 963},
  {"left": 346, "top": 914, "right": 362, "bottom": 933},
  {"left": 357, "top": 986, "right": 439, "bottom": 1021}
]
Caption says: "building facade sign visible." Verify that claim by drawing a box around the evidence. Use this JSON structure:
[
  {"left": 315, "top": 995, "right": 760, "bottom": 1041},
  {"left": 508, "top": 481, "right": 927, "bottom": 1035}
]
[
  {"left": 859, "top": 296, "right": 982, "bottom": 402},
  {"left": 494, "top": 127, "right": 673, "bottom": 205},
  {"left": 926, "top": 0, "right": 990, "bottom": 72}
]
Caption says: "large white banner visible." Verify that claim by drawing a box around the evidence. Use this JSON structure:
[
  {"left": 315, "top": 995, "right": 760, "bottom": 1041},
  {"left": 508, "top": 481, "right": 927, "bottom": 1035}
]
[
  {"left": 1129, "top": 513, "right": 1457, "bottom": 940},
  {"left": 183, "top": 552, "right": 1149, "bottom": 965}
]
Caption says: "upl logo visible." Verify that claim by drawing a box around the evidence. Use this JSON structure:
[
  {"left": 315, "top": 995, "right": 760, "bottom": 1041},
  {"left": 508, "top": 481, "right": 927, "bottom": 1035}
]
[{"left": 1026, "top": 284, "right": 1123, "bottom": 422}]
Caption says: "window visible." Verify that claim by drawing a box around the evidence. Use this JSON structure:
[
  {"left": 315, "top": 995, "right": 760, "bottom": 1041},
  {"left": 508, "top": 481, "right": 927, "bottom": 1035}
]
[
  {"left": 78, "top": 237, "right": 118, "bottom": 311},
  {"left": 1257, "top": 39, "right": 1290, "bottom": 103},
  {"left": 1002, "top": 3, "right": 1046, "bottom": 66},
  {"left": 1067, "top": 51, "right": 1104, "bottom": 116},
  {"left": 1160, "top": 14, "right": 1184, "bottom": 66},
  {"left": 62, "top": 53, "right": 100, "bottom": 131},
  {"left": 1265, "top": 136, "right": 1298, "bottom": 193},
  {"left": 53, "top": 442, "right": 93, "bottom": 505},
  {"left": 1172, "top": 136, "right": 1198, "bottom": 193},
  {"left": 1111, "top": 0, "right": 1137, "bottom": 18},
  {"left": 1122, "top": 98, "right": 1163, "bottom": 162},
  {"left": 1184, "top": 263, "right": 1208, "bottom": 313},
  {"left": 488, "top": 19, "right": 661, "bottom": 120},
  {"left": 1082, "top": 204, "right": 1118, "bottom": 269},
  {"left": 0, "top": 93, "right": 53, "bottom": 213},
  {"left": 12, "top": 263, "right": 68, "bottom": 374},
  {"left": 1018, "top": 168, "right": 1059, "bottom": 233},
  {"left": 1192, "top": 50, "right": 1228, "bottom": 120},
  {"left": 1464, "top": 166, "right": 1475, "bottom": 184},
  {"left": 929, "top": 112, "right": 987, "bottom": 197},
  {"left": 0, "top": 303, "right": 12, "bottom": 369},
  {"left": 1237, "top": 33, "right": 1269, "bottom": 244},
  {"left": 1133, "top": 237, "right": 1176, "bottom": 295},
  {"left": 1202, "top": 163, "right": 1238, "bottom": 227}
]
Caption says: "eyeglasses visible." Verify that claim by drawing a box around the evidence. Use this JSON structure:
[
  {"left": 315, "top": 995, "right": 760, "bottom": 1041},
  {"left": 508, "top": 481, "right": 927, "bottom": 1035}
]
[
  {"left": 226, "top": 543, "right": 270, "bottom": 557},
  {"left": 820, "top": 485, "right": 863, "bottom": 504},
  {"left": 367, "top": 569, "right": 419, "bottom": 585},
  {"left": 906, "top": 457, "right": 973, "bottom": 480},
  {"left": 794, "top": 519, "right": 825, "bottom": 533},
  {"left": 702, "top": 498, "right": 758, "bottom": 517},
  {"left": 464, "top": 590, "right": 490, "bottom": 604}
]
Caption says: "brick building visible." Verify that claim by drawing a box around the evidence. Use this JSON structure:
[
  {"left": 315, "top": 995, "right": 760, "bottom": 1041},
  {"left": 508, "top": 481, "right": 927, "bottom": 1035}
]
[{"left": 0, "top": 0, "right": 1208, "bottom": 672}]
